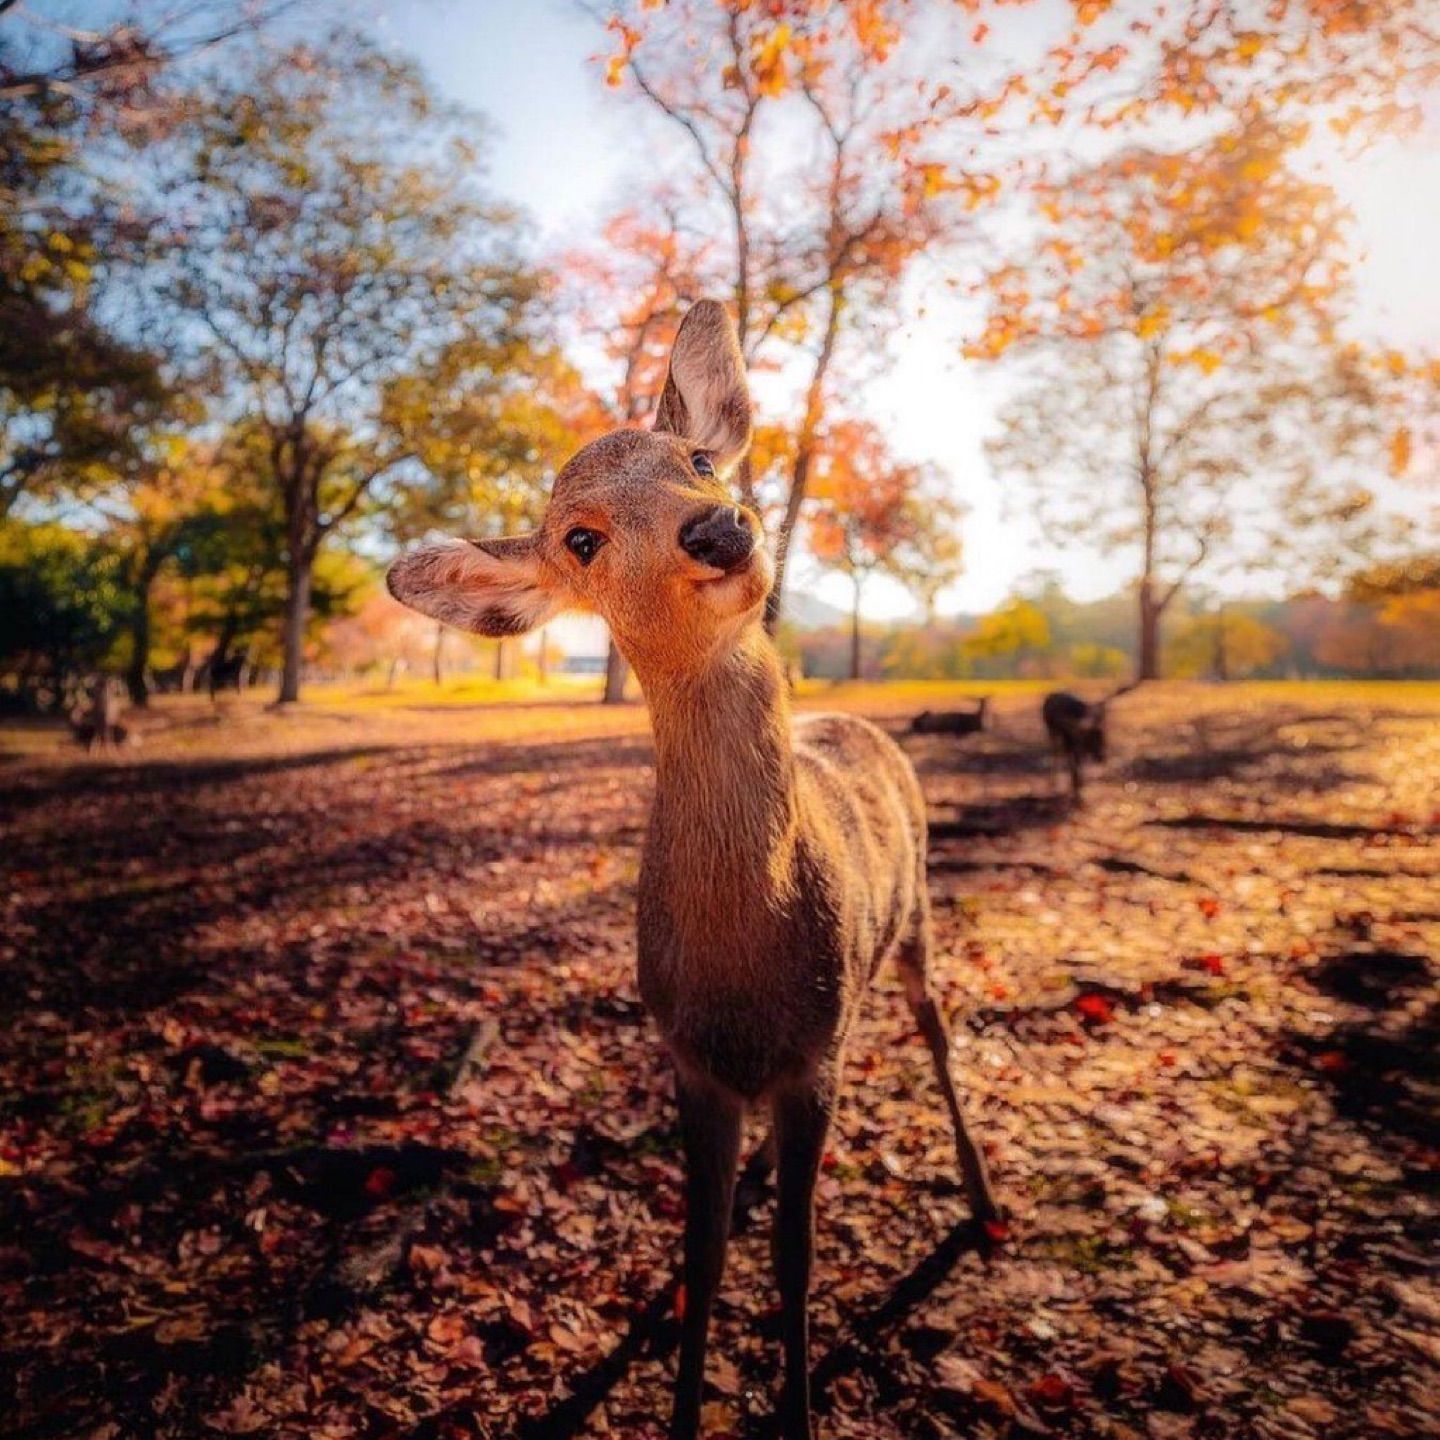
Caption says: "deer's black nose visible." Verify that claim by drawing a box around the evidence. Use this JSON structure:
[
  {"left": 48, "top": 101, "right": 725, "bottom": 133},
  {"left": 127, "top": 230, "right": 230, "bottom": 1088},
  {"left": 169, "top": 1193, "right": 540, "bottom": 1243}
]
[{"left": 679, "top": 506, "right": 755, "bottom": 572}]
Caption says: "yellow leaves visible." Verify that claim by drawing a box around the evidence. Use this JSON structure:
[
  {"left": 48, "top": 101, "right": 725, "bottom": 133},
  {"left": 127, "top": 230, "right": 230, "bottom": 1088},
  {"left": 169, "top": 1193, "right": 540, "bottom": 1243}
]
[
  {"left": 960, "top": 172, "right": 1001, "bottom": 210},
  {"left": 1136, "top": 305, "right": 1170, "bottom": 340},
  {"left": 917, "top": 162, "right": 950, "bottom": 200},
  {"left": 1233, "top": 32, "right": 1264, "bottom": 62},
  {"left": 605, "top": 55, "right": 626, "bottom": 89},
  {"left": 1168, "top": 348, "right": 1224, "bottom": 375},
  {"left": 1074, "top": 0, "right": 1113, "bottom": 26},
  {"left": 751, "top": 22, "right": 794, "bottom": 98},
  {"left": 1389, "top": 427, "right": 1412, "bottom": 476}
]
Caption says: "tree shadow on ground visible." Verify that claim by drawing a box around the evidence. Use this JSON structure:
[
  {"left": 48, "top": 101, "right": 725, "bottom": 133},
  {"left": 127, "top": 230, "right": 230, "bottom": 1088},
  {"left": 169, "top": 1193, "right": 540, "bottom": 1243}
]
[
  {"left": 507, "top": 1213, "right": 990, "bottom": 1440},
  {"left": 1120, "top": 707, "right": 1367, "bottom": 790},
  {"left": 930, "top": 793, "right": 1069, "bottom": 839},
  {"left": 1283, "top": 939, "right": 1439, "bottom": 1172}
]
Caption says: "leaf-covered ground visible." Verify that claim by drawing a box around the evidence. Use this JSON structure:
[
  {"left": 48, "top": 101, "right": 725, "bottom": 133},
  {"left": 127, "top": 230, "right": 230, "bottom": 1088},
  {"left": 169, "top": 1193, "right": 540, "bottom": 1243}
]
[{"left": 2, "top": 685, "right": 1437, "bottom": 1440}]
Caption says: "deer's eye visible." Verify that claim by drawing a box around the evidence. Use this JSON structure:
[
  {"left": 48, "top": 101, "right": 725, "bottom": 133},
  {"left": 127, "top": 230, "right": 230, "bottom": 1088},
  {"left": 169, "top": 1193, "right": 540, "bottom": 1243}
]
[
  {"left": 691, "top": 452, "right": 715, "bottom": 478},
  {"left": 565, "top": 527, "right": 604, "bottom": 565}
]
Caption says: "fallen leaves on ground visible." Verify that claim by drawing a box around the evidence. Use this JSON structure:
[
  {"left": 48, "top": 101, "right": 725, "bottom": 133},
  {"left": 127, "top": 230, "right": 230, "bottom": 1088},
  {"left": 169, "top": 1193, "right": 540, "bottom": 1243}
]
[{"left": 1, "top": 685, "right": 1437, "bottom": 1438}]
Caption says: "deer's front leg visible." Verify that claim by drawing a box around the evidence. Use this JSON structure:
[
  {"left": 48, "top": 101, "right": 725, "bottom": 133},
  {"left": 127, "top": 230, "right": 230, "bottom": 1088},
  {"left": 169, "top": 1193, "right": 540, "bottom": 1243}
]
[
  {"left": 772, "top": 1081, "right": 833, "bottom": 1440},
  {"left": 671, "top": 1071, "right": 743, "bottom": 1440}
]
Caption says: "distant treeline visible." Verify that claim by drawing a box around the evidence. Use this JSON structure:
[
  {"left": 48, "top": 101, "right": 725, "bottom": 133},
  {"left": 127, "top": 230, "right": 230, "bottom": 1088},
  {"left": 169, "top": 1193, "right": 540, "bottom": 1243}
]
[{"left": 791, "top": 580, "right": 1440, "bottom": 683}]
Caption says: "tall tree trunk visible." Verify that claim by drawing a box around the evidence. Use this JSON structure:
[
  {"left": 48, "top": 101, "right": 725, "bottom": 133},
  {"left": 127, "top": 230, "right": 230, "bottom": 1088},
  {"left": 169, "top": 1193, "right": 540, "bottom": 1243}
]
[
  {"left": 432, "top": 621, "right": 445, "bottom": 686},
  {"left": 206, "top": 613, "right": 240, "bottom": 699},
  {"left": 278, "top": 548, "right": 312, "bottom": 703},
  {"left": 1137, "top": 577, "right": 1160, "bottom": 682},
  {"left": 1213, "top": 613, "right": 1229, "bottom": 682},
  {"left": 602, "top": 639, "right": 629, "bottom": 705},
  {"left": 1135, "top": 345, "right": 1162, "bottom": 683},
  {"left": 537, "top": 627, "right": 549, "bottom": 685},
  {"left": 125, "top": 558, "right": 161, "bottom": 707},
  {"left": 765, "top": 285, "right": 842, "bottom": 633},
  {"left": 493, "top": 637, "right": 507, "bottom": 682},
  {"left": 849, "top": 577, "right": 863, "bottom": 681}
]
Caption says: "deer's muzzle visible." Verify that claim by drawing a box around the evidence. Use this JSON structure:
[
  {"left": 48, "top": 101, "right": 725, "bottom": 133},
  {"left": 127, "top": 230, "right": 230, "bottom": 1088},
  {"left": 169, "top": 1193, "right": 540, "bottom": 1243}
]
[{"left": 678, "top": 506, "right": 756, "bottom": 573}]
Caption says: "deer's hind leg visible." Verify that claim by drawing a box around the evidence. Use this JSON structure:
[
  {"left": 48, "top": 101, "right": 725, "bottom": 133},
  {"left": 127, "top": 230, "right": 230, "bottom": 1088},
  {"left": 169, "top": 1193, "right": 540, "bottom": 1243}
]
[{"left": 896, "top": 900, "right": 999, "bottom": 1223}]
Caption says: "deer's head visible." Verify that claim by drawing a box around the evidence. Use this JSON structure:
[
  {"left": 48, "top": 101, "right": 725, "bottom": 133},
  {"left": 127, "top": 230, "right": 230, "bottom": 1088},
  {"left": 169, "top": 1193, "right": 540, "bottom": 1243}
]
[{"left": 386, "top": 301, "right": 768, "bottom": 679}]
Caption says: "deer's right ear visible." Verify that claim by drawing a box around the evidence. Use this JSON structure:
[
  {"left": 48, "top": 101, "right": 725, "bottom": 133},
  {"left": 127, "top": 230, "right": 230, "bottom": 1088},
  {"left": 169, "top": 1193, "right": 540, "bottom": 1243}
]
[
  {"left": 654, "top": 299, "right": 752, "bottom": 473},
  {"left": 386, "top": 536, "right": 562, "bottom": 637}
]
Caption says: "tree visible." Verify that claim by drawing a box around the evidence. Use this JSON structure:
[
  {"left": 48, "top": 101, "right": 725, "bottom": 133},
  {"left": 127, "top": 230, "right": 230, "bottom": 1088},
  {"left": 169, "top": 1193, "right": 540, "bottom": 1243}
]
[
  {"left": 385, "top": 338, "right": 601, "bottom": 684},
  {"left": 1041, "top": 0, "right": 1440, "bottom": 141},
  {"left": 97, "top": 437, "right": 231, "bottom": 705},
  {"left": 0, "top": 520, "right": 127, "bottom": 712},
  {"left": 601, "top": 0, "right": 985, "bottom": 627},
  {"left": 1167, "top": 608, "right": 1289, "bottom": 680},
  {"left": 1349, "top": 550, "right": 1440, "bottom": 602},
  {"left": 561, "top": 200, "right": 715, "bottom": 700},
  {"left": 961, "top": 598, "right": 1051, "bottom": 676},
  {"left": 0, "top": 54, "right": 166, "bottom": 517},
  {"left": 1314, "top": 592, "right": 1440, "bottom": 676},
  {"left": 152, "top": 33, "right": 542, "bottom": 702},
  {"left": 976, "top": 118, "right": 1389, "bottom": 680},
  {"left": 807, "top": 420, "right": 964, "bottom": 679},
  {"left": 0, "top": 1, "right": 301, "bottom": 104}
]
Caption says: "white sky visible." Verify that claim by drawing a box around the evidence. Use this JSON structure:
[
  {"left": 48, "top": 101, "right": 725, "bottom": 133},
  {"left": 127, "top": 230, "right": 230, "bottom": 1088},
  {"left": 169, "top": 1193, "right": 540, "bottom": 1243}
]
[{"left": 373, "top": 0, "right": 1440, "bottom": 619}]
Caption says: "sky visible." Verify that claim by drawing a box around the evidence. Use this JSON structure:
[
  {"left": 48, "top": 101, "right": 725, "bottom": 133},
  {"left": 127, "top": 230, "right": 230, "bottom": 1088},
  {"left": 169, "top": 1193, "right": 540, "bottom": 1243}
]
[{"left": 369, "top": 0, "right": 1439, "bottom": 620}]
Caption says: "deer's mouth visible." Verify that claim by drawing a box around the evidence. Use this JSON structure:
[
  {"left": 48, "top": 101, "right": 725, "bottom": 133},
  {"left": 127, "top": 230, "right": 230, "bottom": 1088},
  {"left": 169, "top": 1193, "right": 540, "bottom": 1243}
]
[{"left": 695, "top": 546, "right": 772, "bottom": 613}]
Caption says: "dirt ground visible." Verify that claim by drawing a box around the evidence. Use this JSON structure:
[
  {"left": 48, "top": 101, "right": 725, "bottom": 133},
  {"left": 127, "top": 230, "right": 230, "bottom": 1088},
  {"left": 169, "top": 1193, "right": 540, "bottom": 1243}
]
[{"left": 2, "top": 683, "right": 1437, "bottom": 1440}]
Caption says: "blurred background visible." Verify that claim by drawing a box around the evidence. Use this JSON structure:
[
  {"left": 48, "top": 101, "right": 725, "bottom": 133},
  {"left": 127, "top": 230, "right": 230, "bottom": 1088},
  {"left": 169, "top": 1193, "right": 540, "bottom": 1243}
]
[{"left": 2, "top": 0, "right": 1436, "bottom": 716}]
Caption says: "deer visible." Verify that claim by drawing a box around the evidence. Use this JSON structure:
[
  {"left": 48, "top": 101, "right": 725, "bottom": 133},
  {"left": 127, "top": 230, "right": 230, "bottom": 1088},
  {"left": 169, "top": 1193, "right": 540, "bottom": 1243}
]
[
  {"left": 69, "top": 675, "right": 127, "bottom": 753},
  {"left": 385, "top": 301, "right": 999, "bottom": 1440},
  {"left": 1041, "top": 683, "right": 1136, "bottom": 803},
  {"left": 911, "top": 696, "right": 989, "bottom": 736}
]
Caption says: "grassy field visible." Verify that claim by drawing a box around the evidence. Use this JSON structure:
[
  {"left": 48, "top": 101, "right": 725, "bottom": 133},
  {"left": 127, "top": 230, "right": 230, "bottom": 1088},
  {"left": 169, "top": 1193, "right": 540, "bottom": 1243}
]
[{"left": 2, "top": 681, "right": 1438, "bottom": 1438}]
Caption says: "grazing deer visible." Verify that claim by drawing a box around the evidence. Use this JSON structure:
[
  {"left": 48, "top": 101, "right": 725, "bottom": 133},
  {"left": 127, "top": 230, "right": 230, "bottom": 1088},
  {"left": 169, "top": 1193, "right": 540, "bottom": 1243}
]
[
  {"left": 1041, "top": 684, "right": 1134, "bottom": 802},
  {"left": 386, "top": 301, "right": 998, "bottom": 1440},
  {"left": 69, "top": 676, "right": 127, "bottom": 753},
  {"left": 912, "top": 696, "right": 989, "bottom": 736}
]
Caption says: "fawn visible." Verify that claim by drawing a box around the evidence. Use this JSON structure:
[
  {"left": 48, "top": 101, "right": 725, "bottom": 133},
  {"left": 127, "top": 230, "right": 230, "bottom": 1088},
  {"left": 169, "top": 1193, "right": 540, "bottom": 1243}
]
[
  {"left": 1041, "top": 685, "right": 1134, "bottom": 802},
  {"left": 386, "top": 301, "right": 998, "bottom": 1440},
  {"left": 911, "top": 696, "right": 989, "bottom": 736}
]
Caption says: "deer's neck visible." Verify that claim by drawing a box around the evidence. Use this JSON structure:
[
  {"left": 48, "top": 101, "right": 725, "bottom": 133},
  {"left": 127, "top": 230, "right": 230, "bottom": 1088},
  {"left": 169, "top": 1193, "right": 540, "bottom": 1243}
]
[{"left": 640, "top": 628, "right": 799, "bottom": 933}]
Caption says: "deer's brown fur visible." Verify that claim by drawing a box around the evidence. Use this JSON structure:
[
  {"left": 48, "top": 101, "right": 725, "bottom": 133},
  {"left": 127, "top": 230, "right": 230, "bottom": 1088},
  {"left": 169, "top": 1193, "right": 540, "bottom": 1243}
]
[{"left": 386, "top": 300, "right": 997, "bottom": 1440}]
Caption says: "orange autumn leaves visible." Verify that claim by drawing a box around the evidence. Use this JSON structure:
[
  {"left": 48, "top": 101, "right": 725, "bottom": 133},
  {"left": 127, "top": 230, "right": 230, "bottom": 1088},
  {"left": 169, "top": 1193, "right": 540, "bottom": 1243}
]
[{"left": 965, "top": 116, "right": 1350, "bottom": 368}]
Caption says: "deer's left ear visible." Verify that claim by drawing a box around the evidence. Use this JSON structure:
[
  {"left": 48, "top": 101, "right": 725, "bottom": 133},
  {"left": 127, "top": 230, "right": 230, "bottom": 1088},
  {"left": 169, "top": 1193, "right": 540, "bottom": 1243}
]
[
  {"left": 386, "top": 535, "right": 562, "bottom": 637},
  {"left": 654, "top": 299, "right": 752, "bottom": 474}
]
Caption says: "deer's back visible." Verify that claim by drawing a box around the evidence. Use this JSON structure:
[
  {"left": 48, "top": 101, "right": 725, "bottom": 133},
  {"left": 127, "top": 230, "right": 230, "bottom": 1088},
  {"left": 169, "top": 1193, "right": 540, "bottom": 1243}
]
[{"left": 1042, "top": 691, "right": 1088, "bottom": 734}]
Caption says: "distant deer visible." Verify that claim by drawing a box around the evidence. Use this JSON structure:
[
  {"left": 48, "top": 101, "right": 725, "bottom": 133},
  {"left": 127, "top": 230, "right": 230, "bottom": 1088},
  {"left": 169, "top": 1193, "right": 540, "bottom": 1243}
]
[
  {"left": 386, "top": 301, "right": 998, "bottom": 1440},
  {"left": 69, "top": 676, "right": 127, "bottom": 753},
  {"left": 912, "top": 696, "right": 989, "bottom": 736},
  {"left": 1041, "top": 683, "right": 1135, "bottom": 803}
]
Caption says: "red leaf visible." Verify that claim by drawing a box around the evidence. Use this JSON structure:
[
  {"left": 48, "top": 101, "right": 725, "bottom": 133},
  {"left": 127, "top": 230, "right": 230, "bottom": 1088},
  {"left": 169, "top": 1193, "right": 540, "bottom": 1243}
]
[
  {"left": 364, "top": 1165, "right": 397, "bottom": 1199},
  {"left": 1075, "top": 993, "right": 1114, "bottom": 1024},
  {"left": 1029, "top": 1372, "right": 1075, "bottom": 1409}
]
